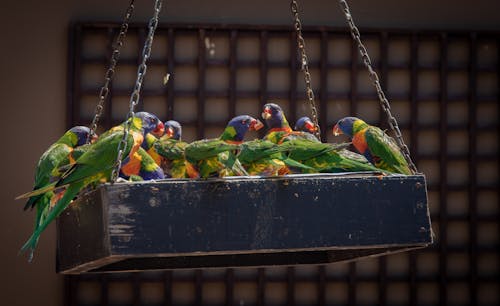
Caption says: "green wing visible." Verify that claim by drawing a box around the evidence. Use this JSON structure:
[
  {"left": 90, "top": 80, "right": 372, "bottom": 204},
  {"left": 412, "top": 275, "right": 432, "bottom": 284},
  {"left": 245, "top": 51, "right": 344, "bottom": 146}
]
[
  {"left": 238, "top": 140, "right": 288, "bottom": 164},
  {"left": 185, "top": 139, "right": 240, "bottom": 163},
  {"left": 279, "top": 139, "right": 381, "bottom": 173},
  {"left": 281, "top": 131, "right": 320, "bottom": 143},
  {"left": 33, "top": 143, "right": 72, "bottom": 188},
  {"left": 57, "top": 131, "right": 135, "bottom": 186},
  {"left": 239, "top": 139, "right": 315, "bottom": 175},
  {"left": 154, "top": 138, "right": 186, "bottom": 160},
  {"left": 24, "top": 143, "right": 72, "bottom": 210},
  {"left": 364, "top": 126, "right": 411, "bottom": 175},
  {"left": 279, "top": 139, "right": 349, "bottom": 161},
  {"left": 264, "top": 130, "right": 319, "bottom": 144},
  {"left": 304, "top": 149, "right": 383, "bottom": 173}
]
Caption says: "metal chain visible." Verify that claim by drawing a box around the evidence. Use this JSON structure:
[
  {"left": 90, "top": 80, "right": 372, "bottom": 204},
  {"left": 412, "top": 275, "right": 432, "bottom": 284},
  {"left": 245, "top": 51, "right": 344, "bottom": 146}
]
[
  {"left": 338, "top": 0, "right": 418, "bottom": 174},
  {"left": 111, "top": 0, "right": 163, "bottom": 182},
  {"left": 290, "top": 0, "right": 321, "bottom": 140},
  {"left": 87, "top": 0, "right": 135, "bottom": 143}
]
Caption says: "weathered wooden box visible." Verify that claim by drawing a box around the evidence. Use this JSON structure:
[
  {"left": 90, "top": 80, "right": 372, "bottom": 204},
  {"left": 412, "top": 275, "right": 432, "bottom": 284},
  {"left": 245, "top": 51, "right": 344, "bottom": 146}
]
[{"left": 56, "top": 173, "right": 432, "bottom": 274}]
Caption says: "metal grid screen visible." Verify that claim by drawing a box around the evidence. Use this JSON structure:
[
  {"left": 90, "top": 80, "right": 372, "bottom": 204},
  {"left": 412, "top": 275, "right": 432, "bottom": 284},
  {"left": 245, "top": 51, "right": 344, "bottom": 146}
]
[{"left": 65, "top": 23, "right": 499, "bottom": 306}]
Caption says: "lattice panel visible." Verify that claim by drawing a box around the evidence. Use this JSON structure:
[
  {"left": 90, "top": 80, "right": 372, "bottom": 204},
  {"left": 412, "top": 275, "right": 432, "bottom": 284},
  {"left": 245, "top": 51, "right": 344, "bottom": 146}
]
[{"left": 66, "top": 23, "right": 499, "bottom": 306}]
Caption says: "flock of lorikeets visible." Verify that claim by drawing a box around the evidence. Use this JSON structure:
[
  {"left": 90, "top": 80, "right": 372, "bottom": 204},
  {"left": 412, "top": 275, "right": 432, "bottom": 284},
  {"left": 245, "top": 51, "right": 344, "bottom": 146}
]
[{"left": 17, "top": 102, "right": 412, "bottom": 260}]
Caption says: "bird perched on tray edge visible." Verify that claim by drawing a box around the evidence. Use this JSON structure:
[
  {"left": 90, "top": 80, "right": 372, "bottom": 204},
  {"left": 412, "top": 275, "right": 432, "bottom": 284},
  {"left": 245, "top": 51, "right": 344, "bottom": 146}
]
[{"left": 332, "top": 116, "right": 412, "bottom": 175}]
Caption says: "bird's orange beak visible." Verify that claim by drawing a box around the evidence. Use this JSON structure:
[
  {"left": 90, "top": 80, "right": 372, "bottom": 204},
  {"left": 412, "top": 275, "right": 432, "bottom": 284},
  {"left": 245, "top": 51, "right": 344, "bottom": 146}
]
[
  {"left": 261, "top": 107, "right": 272, "bottom": 120},
  {"left": 332, "top": 124, "right": 342, "bottom": 136},
  {"left": 164, "top": 126, "right": 175, "bottom": 139},
  {"left": 250, "top": 119, "right": 264, "bottom": 131},
  {"left": 152, "top": 121, "right": 165, "bottom": 137},
  {"left": 305, "top": 121, "right": 317, "bottom": 132}
]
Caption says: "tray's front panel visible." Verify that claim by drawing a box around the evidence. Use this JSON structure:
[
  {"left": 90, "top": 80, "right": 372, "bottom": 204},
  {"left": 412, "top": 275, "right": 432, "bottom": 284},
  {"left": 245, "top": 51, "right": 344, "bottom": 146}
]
[{"left": 104, "top": 175, "right": 431, "bottom": 256}]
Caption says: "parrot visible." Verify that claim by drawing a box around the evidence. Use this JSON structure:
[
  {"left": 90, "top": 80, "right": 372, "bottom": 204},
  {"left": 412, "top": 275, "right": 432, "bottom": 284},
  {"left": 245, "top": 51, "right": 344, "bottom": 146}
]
[
  {"left": 237, "top": 139, "right": 315, "bottom": 176},
  {"left": 96, "top": 112, "right": 166, "bottom": 181},
  {"left": 185, "top": 115, "right": 264, "bottom": 178},
  {"left": 23, "top": 126, "right": 96, "bottom": 211},
  {"left": 332, "top": 116, "right": 412, "bottom": 175},
  {"left": 279, "top": 138, "right": 385, "bottom": 174},
  {"left": 294, "top": 116, "right": 318, "bottom": 134},
  {"left": 152, "top": 120, "right": 199, "bottom": 178},
  {"left": 17, "top": 112, "right": 164, "bottom": 260},
  {"left": 261, "top": 103, "right": 319, "bottom": 144},
  {"left": 21, "top": 126, "right": 96, "bottom": 259}
]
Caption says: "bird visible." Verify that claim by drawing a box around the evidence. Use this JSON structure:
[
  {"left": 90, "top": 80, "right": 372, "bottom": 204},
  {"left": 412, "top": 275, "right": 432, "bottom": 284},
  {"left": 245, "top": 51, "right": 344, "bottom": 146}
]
[
  {"left": 238, "top": 139, "right": 315, "bottom": 176},
  {"left": 21, "top": 126, "right": 96, "bottom": 258},
  {"left": 294, "top": 116, "right": 317, "bottom": 134},
  {"left": 17, "top": 112, "right": 164, "bottom": 260},
  {"left": 261, "top": 103, "right": 319, "bottom": 144},
  {"left": 332, "top": 116, "right": 412, "bottom": 175},
  {"left": 185, "top": 115, "right": 264, "bottom": 178},
  {"left": 99, "top": 112, "right": 165, "bottom": 181},
  {"left": 23, "top": 126, "right": 95, "bottom": 211},
  {"left": 279, "top": 138, "right": 385, "bottom": 174},
  {"left": 152, "top": 120, "right": 199, "bottom": 178}
]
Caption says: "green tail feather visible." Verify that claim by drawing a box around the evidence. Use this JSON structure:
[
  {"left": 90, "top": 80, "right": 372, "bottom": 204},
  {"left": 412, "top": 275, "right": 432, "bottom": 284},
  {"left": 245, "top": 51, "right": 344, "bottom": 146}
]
[
  {"left": 20, "top": 183, "right": 83, "bottom": 262},
  {"left": 283, "top": 158, "right": 317, "bottom": 173},
  {"left": 16, "top": 182, "right": 62, "bottom": 200},
  {"left": 23, "top": 194, "right": 41, "bottom": 211}
]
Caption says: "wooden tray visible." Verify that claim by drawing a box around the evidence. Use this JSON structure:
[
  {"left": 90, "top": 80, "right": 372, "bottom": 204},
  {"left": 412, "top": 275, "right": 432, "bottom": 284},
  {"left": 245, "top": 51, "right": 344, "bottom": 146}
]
[{"left": 56, "top": 173, "right": 432, "bottom": 274}]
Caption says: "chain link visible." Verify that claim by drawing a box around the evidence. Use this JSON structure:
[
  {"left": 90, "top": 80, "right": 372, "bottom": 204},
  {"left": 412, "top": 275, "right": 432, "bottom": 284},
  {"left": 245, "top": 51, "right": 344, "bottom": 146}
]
[
  {"left": 338, "top": 0, "right": 418, "bottom": 174},
  {"left": 290, "top": 0, "right": 321, "bottom": 140},
  {"left": 111, "top": 0, "right": 163, "bottom": 182},
  {"left": 87, "top": 0, "right": 135, "bottom": 143}
]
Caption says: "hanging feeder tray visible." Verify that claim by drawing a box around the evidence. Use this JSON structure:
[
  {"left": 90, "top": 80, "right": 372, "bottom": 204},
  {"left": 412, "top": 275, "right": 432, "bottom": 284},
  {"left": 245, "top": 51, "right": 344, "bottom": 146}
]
[{"left": 56, "top": 172, "right": 432, "bottom": 274}]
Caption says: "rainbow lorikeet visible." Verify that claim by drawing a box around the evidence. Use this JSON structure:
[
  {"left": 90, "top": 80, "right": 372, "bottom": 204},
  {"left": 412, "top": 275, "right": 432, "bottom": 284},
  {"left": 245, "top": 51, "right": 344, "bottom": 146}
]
[
  {"left": 238, "top": 139, "right": 315, "bottom": 176},
  {"left": 97, "top": 112, "right": 165, "bottom": 181},
  {"left": 152, "top": 120, "right": 199, "bottom": 178},
  {"left": 21, "top": 126, "right": 96, "bottom": 259},
  {"left": 294, "top": 116, "right": 317, "bottom": 134},
  {"left": 333, "top": 116, "right": 412, "bottom": 175},
  {"left": 185, "top": 115, "right": 264, "bottom": 178},
  {"left": 17, "top": 112, "right": 163, "bottom": 260},
  {"left": 279, "top": 138, "right": 385, "bottom": 174},
  {"left": 261, "top": 103, "right": 319, "bottom": 144},
  {"left": 23, "top": 126, "right": 95, "bottom": 211}
]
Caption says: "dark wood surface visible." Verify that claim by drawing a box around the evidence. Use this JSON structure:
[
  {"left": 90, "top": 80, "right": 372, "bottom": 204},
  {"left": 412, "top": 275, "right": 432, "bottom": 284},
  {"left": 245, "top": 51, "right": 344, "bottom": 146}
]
[{"left": 57, "top": 173, "right": 432, "bottom": 274}]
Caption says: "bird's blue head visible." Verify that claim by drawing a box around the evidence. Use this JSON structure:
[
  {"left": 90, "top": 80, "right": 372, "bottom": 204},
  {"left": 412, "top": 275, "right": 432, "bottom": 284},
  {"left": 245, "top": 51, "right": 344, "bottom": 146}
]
[
  {"left": 164, "top": 120, "right": 182, "bottom": 140},
  {"left": 67, "top": 126, "right": 96, "bottom": 146},
  {"left": 261, "top": 103, "right": 290, "bottom": 130},
  {"left": 134, "top": 112, "right": 165, "bottom": 136},
  {"left": 221, "top": 115, "right": 264, "bottom": 142},
  {"left": 294, "top": 116, "right": 317, "bottom": 134},
  {"left": 333, "top": 116, "right": 366, "bottom": 137}
]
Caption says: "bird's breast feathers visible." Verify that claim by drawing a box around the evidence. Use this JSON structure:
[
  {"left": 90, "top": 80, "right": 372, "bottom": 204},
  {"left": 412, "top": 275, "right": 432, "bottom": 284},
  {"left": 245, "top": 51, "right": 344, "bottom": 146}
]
[{"left": 352, "top": 129, "right": 369, "bottom": 154}]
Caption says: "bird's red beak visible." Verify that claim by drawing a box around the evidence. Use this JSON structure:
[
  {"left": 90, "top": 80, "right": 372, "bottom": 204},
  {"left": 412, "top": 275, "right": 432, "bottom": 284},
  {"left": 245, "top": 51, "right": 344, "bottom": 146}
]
[
  {"left": 332, "top": 124, "right": 342, "bottom": 136},
  {"left": 305, "top": 121, "right": 317, "bottom": 132},
  {"left": 165, "top": 126, "right": 175, "bottom": 139},
  {"left": 152, "top": 121, "right": 165, "bottom": 137},
  {"left": 261, "top": 107, "right": 272, "bottom": 120},
  {"left": 250, "top": 119, "right": 264, "bottom": 131}
]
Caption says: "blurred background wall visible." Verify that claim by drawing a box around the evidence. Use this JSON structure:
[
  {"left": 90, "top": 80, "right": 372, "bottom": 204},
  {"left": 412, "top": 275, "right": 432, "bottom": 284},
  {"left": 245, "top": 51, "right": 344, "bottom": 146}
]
[{"left": 0, "top": 1, "right": 498, "bottom": 306}]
